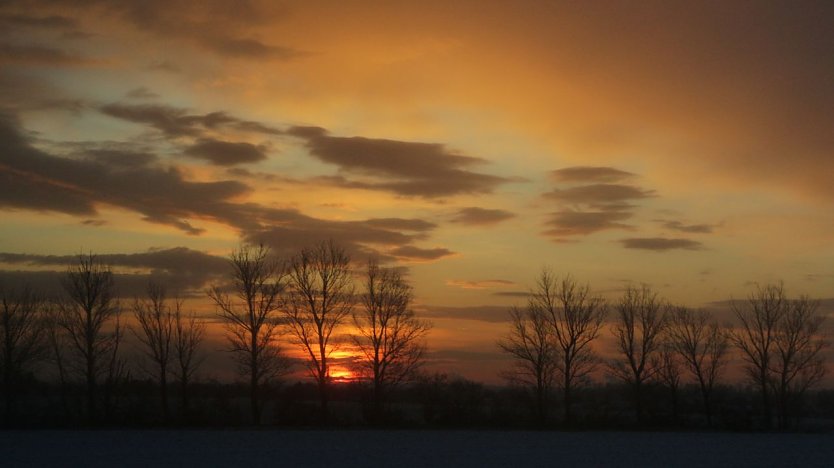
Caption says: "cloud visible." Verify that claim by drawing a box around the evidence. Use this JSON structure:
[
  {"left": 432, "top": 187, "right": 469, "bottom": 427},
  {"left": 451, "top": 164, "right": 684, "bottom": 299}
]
[
  {"left": 544, "top": 210, "right": 633, "bottom": 237},
  {"left": 551, "top": 166, "right": 635, "bottom": 183},
  {"left": 199, "top": 36, "right": 304, "bottom": 60},
  {"left": 451, "top": 207, "right": 515, "bottom": 226},
  {"left": 183, "top": 138, "right": 268, "bottom": 166},
  {"left": 99, "top": 103, "right": 282, "bottom": 138},
  {"left": 419, "top": 305, "right": 512, "bottom": 323},
  {"left": 89, "top": 0, "right": 305, "bottom": 60},
  {"left": 125, "top": 87, "right": 159, "bottom": 99},
  {"left": 363, "top": 218, "right": 436, "bottom": 232},
  {"left": 2, "top": 111, "right": 450, "bottom": 258},
  {"left": 0, "top": 43, "right": 100, "bottom": 66},
  {"left": 289, "top": 126, "right": 511, "bottom": 197},
  {"left": 543, "top": 184, "right": 654, "bottom": 206},
  {"left": 0, "top": 13, "right": 78, "bottom": 30},
  {"left": 446, "top": 279, "right": 515, "bottom": 290},
  {"left": 0, "top": 247, "right": 230, "bottom": 296},
  {"left": 619, "top": 237, "right": 704, "bottom": 251},
  {"left": 84, "top": 148, "right": 158, "bottom": 168},
  {"left": 658, "top": 220, "right": 716, "bottom": 234},
  {"left": 541, "top": 168, "right": 657, "bottom": 241},
  {"left": 389, "top": 246, "right": 455, "bottom": 261},
  {"left": 0, "top": 111, "right": 246, "bottom": 233},
  {"left": 492, "top": 291, "right": 531, "bottom": 298},
  {"left": 244, "top": 214, "right": 437, "bottom": 260}
]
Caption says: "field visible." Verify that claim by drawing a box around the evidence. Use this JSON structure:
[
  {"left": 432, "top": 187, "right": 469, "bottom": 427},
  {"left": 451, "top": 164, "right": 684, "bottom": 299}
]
[{"left": 2, "top": 430, "right": 833, "bottom": 467}]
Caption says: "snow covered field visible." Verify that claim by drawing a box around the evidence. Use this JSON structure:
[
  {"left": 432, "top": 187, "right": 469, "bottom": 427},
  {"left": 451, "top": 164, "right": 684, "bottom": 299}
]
[{"left": 2, "top": 430, "right": 833, "bottom": 467}]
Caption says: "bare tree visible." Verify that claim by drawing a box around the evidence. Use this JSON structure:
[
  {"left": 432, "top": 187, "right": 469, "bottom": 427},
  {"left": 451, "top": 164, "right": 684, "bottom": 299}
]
[
  {"left": 729, "top": 283, "right": 786, "bottom": 430},
  {"left": 209, "top": 244, "right": 288, "bottom": 425},
  {"left": 43, "top": 304, "right": 71, "bottom": 418},
  {"left": 656, "top": 344, "right": 682, "bottom": 422},
  {"left": 609, "top": 285, "right": 668, "bottom": 423},
  {"left": 666, "top": 307, "right": 728, "bottom": 427},
  {"left": 498, "top": 305, "right": 556, "bottom": 426},
  {"left": 771, "top": 295, "right": 827, "bottom": 429},
  {"left": 131, "top": 282, "right": 174, "bottom": 422},
  {"left": 284, "top": 240, "right": 354, "bottom": 419},
  {"left": 172, "top": 306, "right": 205, "bottom": 419},
  {"left": 58, "top": 253, "right": 120, "bottom": 424},
  {"left": 1, "top": 286, "right": 48, "bottom": 423},
  {"left": 353, "top": 259, "right": 431, "bottom": 422},
  {"left": 102, "top": 312, "right": 127, "bottom": 422},
  {"left": 541, "top": 272, "right": 606, "bottom": 425}
]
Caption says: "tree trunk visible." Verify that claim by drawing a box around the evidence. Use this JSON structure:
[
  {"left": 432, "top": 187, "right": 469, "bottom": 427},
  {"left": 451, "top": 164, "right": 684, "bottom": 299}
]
[
  {"left": 180, "top": 375, "right": 190, "bottom": 423},
  {"left": 86, "top": 353, "right": 96, "bottom": 425},
  {"left": 761, "top": 380, "right": 772, "bottom": 430},
  {"left": 563, "top": 381, "right": 573, "bottom": 427},
  {"left": 160, "top": 367, "right": 169, "bottom": 424}
]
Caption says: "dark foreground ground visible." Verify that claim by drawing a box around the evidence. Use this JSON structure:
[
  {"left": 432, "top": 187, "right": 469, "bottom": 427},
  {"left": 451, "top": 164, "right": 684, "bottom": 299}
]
[{"left": 2, "top": 430, "right": 832, "bottom": 467}]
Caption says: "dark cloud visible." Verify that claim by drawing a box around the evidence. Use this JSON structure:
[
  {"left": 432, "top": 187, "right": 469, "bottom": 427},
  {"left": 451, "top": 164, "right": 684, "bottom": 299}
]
[
  {"left": 244, "top": 215, "right": 434, "bottom": 260},
  {"left": 99, "top": 103, "right": 282, "bottom": 138},
  {"left": 0, "top": 112, "right": 248, "bottom": 234},
  {"left": 85, "top": 148, "right": 158, "bottom": 168},
  {"left": 0, "top": 43, "right": 99, "bottom": 66},
  {"left": 544, "top": 210, "right": 633, "bottom": 237},
  {"left": 550, "top": 166, "right": 635, "bottom": 183},
  {"left": 85, "top": 0, "right": 304, "bottom": 60},
  {"left": 2, "top": 111, "right": 449, "bottom": 257},
  {"left": 289, "top": 126, "right": 510, "bottom": 197},
  {"left": 419, "top": 305, "right": 512, "bottom": 323},
  {"left": 542, "top": 168, "right": 657, "bottom": 241},
  {"left": 200, "top": 36, "right": 303, "bottom": 60},
  {"left": 0, "top": 13, "right": 78, "bottom": 30},
  {"left": 364, "top": 218, "right": 436, "bottom": 232},
  {"left": 492, "top": 291, "right": 531, "bottom": 298},
  {"left": 0, "top": 247, "right": 230, "bottom": 296},
  {"left": 619, "top": 237, "right": 704, "bottom": 251},
  {"left": 389, "top": 246, "right": 455, "bottom": 261},
  {"left": 81, "top": 219, "right": 107, "bottom": 226},
  {"left": 659, "top": 220, "right": 716, "bottom": 234},
  {"left": 451, "top": 207, "right": 515, "bottom": 226},
  {"left": 543, "top": 183, "right": 654, "bottom": 206},
  {"left": 183, "top": 138, "right": 268, "bottom": 166},
  {"left": 125, "top": 87, "right": 159, "bottom": 99},
  {"left": 446, "top": 279, "right": 515, "bottom": 290}
]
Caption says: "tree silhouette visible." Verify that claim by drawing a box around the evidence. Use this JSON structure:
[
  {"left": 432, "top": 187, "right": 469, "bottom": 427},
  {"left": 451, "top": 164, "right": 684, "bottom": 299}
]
[
  {"left": 498, "top": 305, "right": 556, "bottom": 426},
  {"left": 609, "top": 285, "right": 668, "bottom": 424},
  {"left": 0, "top": 286, "right": 48, "bottom": 424},
  {"left": 729, "top": 283, "right": 785, "bottom": 430},
  {"left": 541, "top": 272, "right": 606, "bottom": 426},
  {"left": 771, "top": 294, "right": 827, "bottom": 429},
  {"left": 284, "top": 240, "right": 354, "bottom": 420},
  {"left": 57, "top": 253, "right": 120, "bottom": 424},
  {"left": 666, "top": 307, "right": 728, "bottom": 427},
  {"left": 131, "top": 282, "right": 174, "bottom": 422},
  {"left": 172, "top": 304, "right": 205, "bottom": 419},
  {"left": 656, "top": 344, "right": 682, "bottom": 423},
  {"left": 353, "top": 259, "right": 431, "bottom": 423},
  {"left": 209, "top": 244, "right": 289, "bottom": 425}
]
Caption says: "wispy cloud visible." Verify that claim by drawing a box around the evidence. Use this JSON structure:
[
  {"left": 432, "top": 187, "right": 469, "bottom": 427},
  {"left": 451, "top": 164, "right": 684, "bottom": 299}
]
[{"left": 619, "top": 237, "right": 704, "bottom": 251}]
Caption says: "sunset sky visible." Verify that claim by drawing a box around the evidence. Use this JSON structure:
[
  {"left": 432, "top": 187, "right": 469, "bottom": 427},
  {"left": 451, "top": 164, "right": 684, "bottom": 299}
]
[{"left": 1, "top": 1, "right": 833, "bottom": 382}]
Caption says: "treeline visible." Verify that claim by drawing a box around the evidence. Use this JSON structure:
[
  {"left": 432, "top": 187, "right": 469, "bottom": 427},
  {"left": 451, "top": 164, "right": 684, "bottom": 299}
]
[
  {"left": 0, "top": 241, "right": 429, "bottom": 427},
  {"left": 499, "top": 270, "right": 829, "bottom": 431},
  {"left": 0, "top": 242, "right": 830, "bottom": 431}
]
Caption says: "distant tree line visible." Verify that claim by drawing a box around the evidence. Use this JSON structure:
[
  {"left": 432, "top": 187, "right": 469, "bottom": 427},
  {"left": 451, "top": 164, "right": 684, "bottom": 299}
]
[
  {"left": 0, "top": 240, "right": 430, "bottom": 427},
  {"left": 499, "top": 269, "right": 829, "bottom": 430},
  {"left": 0, "top": 246, "right": 830, "bottom": 431}
]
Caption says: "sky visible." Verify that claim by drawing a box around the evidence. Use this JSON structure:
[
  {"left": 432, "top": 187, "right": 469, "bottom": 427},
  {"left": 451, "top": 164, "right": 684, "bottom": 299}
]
[{"left": 1, "top": 1, "right": 833, "bottom": 383}]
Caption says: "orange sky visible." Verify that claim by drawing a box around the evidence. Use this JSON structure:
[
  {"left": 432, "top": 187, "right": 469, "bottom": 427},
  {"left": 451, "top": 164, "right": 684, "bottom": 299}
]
[{"left": 1, "top": 1, "right": 833, "bottom": 383}]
